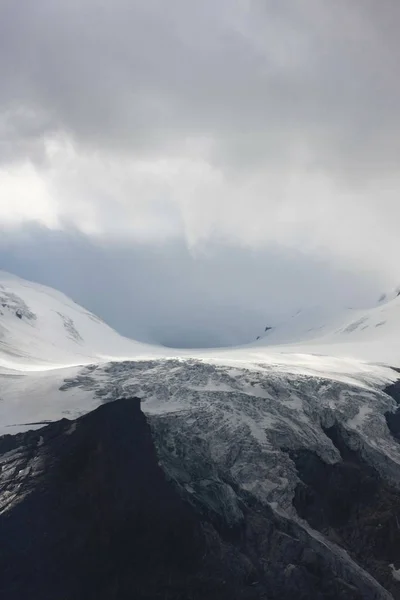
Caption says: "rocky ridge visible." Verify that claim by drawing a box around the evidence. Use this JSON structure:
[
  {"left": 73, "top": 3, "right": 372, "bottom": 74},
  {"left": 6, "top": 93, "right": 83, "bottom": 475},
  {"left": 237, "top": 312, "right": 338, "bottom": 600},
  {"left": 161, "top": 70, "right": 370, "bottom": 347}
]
[{"left": 1, "top": 395, "right": 398, "bottom": 600}]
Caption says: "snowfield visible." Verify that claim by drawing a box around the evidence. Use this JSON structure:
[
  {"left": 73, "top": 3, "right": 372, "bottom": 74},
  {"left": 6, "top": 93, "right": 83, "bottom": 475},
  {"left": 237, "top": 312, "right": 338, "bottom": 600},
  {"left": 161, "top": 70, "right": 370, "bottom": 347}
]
[
  {"left": 1, "top": 269, "right": 399, "bottom": 373},
  {"left": 0, "top": 270, "right": 160, "bottom": 370},
  {"left": 0, "top": 269, "right": 399, "bottom": 505},
  {"left": 252, "top": 285, "right": 400, "bottom": 365}
]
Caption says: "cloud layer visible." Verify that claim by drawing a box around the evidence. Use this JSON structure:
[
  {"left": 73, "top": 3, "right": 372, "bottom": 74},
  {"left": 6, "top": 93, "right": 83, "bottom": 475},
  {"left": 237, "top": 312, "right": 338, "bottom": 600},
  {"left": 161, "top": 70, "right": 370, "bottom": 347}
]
[{"left": 0, "top": 1, "right": 399, "bottom": 343}]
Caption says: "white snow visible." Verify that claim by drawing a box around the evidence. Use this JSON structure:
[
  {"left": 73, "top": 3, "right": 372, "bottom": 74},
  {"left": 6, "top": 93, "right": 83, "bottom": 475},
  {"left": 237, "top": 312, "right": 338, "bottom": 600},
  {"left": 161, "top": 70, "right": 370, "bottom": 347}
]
[
  {"left": 0, "top": 270, "right": 169, "bottom": 370},
  {"left": 0, "top": 270, "right": 399, "bottom": 437},
  {"left": 1, "top": 270, "right": 400, "bottom": 377},
  {"left": 252, "top": 289, "right": 400, "bottom": 365},
  {"left": 347, "top": 405, "right": 374, "bottom": 430},
  {"left": 0, "top": 364, "right": 99, "bottom": 434}
]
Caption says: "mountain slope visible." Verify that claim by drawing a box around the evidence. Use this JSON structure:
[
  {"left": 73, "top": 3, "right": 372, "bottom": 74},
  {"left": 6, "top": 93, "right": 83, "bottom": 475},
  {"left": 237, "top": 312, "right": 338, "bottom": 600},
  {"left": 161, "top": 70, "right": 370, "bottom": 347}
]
[
  {"left": 0, "top": 271, "right": 158, "bottom": 369},
  {"left": 2, "top": 270, "right": 400, "bottom": 374},
  {"left": 255, "top": 289, "right": 400, "bottom": 364}
]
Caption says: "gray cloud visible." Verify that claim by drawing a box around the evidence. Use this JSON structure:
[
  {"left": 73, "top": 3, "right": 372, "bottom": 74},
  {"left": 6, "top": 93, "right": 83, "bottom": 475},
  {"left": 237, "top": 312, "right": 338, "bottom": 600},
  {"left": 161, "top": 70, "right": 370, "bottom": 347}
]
[
  {"left": 1, "top": 0, "right": 399, "bottom": 177},
  {"left": 0, "top": 0, "right": 399, "bottom": 325}
]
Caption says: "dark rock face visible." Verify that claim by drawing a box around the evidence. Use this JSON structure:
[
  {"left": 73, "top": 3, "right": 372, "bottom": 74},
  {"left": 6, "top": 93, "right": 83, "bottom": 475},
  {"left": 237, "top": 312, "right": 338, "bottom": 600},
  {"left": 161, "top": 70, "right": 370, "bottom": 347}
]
[
  {"left": 291, "top": 420, "right": 400, "bottom": 599},
  {"left": 0, "top": 398, "right": 393, "bottom": 599},
  {"left": 0, "top": 399, "right": 218, "bottom": 600},
  {"left": 384, "top": 378, "right": 400, "bottom": 460},
  {"left": 385, "top": 379, "right": 400, "bottom": 407}
]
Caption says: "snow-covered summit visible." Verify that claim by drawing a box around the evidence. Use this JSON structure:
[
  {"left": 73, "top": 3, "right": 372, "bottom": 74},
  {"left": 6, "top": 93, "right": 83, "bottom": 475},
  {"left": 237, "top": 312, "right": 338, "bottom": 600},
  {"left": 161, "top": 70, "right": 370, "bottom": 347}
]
[{"left": 0, "top": 270, "right": 156, "bottom": 370}]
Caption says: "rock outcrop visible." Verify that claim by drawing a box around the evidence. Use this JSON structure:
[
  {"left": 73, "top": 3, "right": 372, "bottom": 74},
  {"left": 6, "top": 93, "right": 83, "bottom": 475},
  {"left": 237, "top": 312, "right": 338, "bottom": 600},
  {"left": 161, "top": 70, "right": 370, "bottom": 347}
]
[{"left": 0, "top": 396, "right": 396, "bottom": 599}]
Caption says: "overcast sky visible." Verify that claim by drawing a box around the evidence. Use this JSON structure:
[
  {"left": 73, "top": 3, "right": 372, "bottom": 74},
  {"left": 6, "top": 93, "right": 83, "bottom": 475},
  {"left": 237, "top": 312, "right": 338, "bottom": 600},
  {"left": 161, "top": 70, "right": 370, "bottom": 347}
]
[{"left": 0, "top": 1, "right": 399, "bottom": 346}]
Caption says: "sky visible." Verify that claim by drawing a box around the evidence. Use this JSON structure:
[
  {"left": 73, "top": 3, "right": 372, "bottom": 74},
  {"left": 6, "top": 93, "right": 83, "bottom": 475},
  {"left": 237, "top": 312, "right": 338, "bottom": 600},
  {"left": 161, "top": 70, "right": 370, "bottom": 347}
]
[{"left": 0, "top": 1, "right": 399, "bottom": 347}]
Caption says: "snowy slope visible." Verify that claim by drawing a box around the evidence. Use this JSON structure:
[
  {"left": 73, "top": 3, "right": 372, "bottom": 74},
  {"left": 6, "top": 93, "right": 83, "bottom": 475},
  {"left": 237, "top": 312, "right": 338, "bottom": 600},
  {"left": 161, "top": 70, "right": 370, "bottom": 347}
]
[
  {"left": 0, "top": 270, "right": 161, "bottom": 369},
  {"left": 2, "top": 269, "right": 400, "bottom": 372},
  {"left": 254, "top": 288, "right": 400, "bottom": 365}
]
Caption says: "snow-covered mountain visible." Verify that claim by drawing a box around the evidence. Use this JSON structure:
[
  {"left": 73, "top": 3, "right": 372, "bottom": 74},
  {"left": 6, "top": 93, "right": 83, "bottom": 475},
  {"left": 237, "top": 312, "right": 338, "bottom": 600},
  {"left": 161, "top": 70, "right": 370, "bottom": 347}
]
[
  {"left": 254, "top": 288, "right": 400, "bottom": 365},
  {"left": 1, "top": 270, "right": 400, "bottom": 598},
  {"left": 0, "top": 270, "right": 158, "bottom": 369},
  {"left": 2, "top": 269, "right": 400, "bottom": 371}
]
